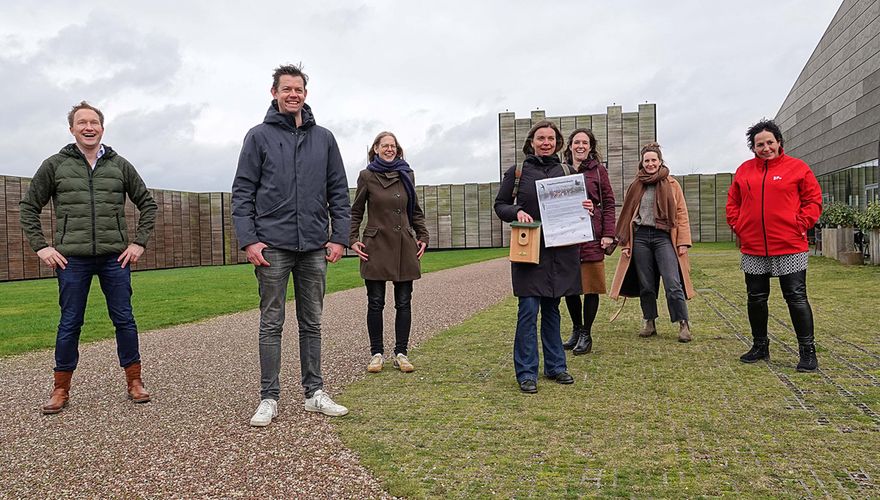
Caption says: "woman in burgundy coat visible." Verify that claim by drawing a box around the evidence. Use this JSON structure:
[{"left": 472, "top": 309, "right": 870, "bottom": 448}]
[{"left": 561, "top": 128, "right": 617, "bottom": 355}]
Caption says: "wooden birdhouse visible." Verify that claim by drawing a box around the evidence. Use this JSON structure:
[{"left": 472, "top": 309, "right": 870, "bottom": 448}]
[{"left": 509, "top": 221, "right": 542, "bottom": 264}]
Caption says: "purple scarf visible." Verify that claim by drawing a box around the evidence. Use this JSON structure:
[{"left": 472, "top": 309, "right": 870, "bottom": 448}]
[{"left": 367, "top": 157, "right": 416, "bottom": 225}]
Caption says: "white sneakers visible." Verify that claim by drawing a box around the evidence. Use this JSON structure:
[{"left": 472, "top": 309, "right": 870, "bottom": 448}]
[
  {"left": 393, "top": 353, "right": 415, "bottom": 372},
  {"left": 367, "top": 353, "right": 384, "bottom": 373},
  {"left": 304, "top": 389, "right": 349, "bottom": 417},
  {"left": 249, "top": 398, "right": 278, "bottom": 427},
  {"left": 250, "top": 391, "right": 348, "bottom": 426}
]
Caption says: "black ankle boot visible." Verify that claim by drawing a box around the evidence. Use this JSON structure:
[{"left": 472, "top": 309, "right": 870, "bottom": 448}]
[
  {"left": 573, "top": 330, "right": 592, "bottom": 355},
  {"left": 796, "top": 343, "right": 818, "bottom": 372},
  {"left": 739, "top": 338, "right": 770, "bottom": 363},
  {"left": 563, "top": 327, "right": 582, "bottom": 350}
]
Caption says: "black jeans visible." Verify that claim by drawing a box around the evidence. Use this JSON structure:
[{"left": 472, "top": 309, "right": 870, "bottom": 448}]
[
  {"left": 744, "top": 270, "right": 814, "bottom": 344},
  {"left": 632, "top": 225, "right": 688, "bottom": 323},
  {"left": 365, "top": 280, "right": 414, "bottom": 356}
]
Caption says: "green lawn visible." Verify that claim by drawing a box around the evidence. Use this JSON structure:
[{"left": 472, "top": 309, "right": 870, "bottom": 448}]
[
  {"left": 335, "top": 244, "right": 880, "bottom": 497},
  {"left": 0, "top": 248, "right": 507, "bottom": 357}
]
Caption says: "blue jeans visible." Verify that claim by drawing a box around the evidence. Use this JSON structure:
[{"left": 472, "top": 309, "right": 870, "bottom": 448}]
[
  {"left": 255, "top": 248, "right": 327, "bottom": 400},
  {"left": 632, "top": 225, "right": 689, "bottom": 323},
  {"left": 55, "top": 254, "right": 140, "bottom": 371},
  {"left": 514, "top": 296, "right": 567, "bottom": 383}
]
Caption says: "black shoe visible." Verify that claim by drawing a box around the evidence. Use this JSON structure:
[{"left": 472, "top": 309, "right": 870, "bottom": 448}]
[
  {"left": 573, "top": 331, "right": 592, "bottom": 355},
  {"left": 519, "top": 379, "right": 538, "bottom": 393},
  {"left": 562, "top": 327, "right": 582, "bottom": 350},
  {"left": 547, "top": 371, "right": 574, "bottom": 384},
  {"left": 796, "top": 343, "right": 818, "bottom": 372},
  {"left": 739, "top": 340, "right": 770, "bottom": 364}
]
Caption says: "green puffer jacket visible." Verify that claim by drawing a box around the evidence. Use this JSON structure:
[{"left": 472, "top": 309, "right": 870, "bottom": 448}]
[{"left": 20, "top": 144, "right": 157, "bottom": 257}]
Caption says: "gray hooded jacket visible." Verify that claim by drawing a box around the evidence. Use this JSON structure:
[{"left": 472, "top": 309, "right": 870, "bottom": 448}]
[{"left": 232, "top": 102, "right": 350, "bottom": 252}]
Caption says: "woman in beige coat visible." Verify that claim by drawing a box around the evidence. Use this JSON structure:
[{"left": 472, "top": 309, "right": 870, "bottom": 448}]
[
  {"left": 610, "top": 143, "right": 695, "bottom": 342},
  {"left": 350, "top": 132, "right": 429, "bottom": 373}
]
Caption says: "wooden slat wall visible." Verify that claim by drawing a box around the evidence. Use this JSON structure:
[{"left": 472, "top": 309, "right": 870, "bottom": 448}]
[{"left": 1, "top": 171, "right": 735, "bottom": 281}]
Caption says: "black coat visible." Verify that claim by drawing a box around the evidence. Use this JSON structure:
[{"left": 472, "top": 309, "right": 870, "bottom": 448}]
[{"left": 494, "top": 155, "right": 582, "bottom": 298}]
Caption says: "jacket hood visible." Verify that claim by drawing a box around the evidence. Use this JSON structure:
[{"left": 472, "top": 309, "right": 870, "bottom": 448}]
[
  {"left": 263, "top": 101, "right": 316, "bottom": 131},
  {"left": 59, "top": 143, "right": 117, "bottom": 161}
]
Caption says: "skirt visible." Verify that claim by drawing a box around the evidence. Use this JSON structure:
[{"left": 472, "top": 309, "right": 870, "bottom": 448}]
[{"left": 580, "top": 261, "right": 607, "bottom": 295}]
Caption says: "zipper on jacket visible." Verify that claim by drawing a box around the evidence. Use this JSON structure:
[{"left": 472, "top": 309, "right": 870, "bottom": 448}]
[
  {"left": 60, "top": 214, "right": 69, "bottom": 244},
  {"left": 760, "top": 159, "right": 769, "bottom": 257},
  {"left": 88, "top": 159, "right": 97, "bottom": 255}
]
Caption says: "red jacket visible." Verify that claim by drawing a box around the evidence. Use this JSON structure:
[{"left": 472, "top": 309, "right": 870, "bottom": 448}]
[{"left": 726, "top": 151, "right": 822, "bottom": 256}]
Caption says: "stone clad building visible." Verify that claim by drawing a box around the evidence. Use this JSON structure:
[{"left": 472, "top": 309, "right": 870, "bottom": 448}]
[{"left": 775, "top": 0, "right": 880, "bottom": 208}]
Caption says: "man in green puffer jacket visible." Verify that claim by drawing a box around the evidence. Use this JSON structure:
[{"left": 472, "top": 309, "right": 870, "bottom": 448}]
[{"left": 20, "top": 101, "right": 158, "bottom": 415}]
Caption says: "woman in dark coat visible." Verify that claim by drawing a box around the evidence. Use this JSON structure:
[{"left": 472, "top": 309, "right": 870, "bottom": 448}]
[
  {"left": 561, "top": 128, "right": 616, "bottom": 355},
  {"left": 350, "top": 131, "right": 429, "bottom": 374},
  {"left": 494, "top": 120, "right": 583, "bottom": 394}
]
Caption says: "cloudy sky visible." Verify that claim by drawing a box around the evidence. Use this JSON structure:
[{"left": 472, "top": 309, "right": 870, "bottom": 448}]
[{"left": 1, "top": 1, "right": 840, "bottom": 192}]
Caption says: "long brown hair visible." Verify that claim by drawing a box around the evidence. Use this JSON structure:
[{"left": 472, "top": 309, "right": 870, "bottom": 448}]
[{"left": 563, "top": 128, "right": 602, "bottom": 165}]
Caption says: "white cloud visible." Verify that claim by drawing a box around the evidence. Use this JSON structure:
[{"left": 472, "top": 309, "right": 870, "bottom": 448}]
[{"left": 0, "top": 0, "right": 842, "bottom": 190}]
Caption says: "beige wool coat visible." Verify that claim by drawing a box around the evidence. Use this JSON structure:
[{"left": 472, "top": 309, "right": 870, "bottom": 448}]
[
  {"left": 349, "top": 169, "right": 429, "bottom": 282},
  {"left": 609, "top": 176, "right": 696, "bottom": 300}
]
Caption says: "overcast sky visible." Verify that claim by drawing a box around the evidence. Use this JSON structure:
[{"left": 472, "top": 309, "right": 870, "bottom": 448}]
[{"left": 0, "top": 0, "right": 840, "bottom": 192}]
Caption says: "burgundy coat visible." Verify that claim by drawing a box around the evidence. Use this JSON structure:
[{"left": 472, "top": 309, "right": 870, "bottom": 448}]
[{"left": 576, "top": 159, "right": 617, "bottom": 262}]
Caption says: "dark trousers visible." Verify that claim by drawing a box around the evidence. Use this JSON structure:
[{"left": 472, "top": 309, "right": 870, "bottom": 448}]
[
  {"left": 632, "top": 225, "right": 688, "bottom": 323},
  {"left": 564, "top": 293, "right": 600, "bottom": 333},
  {"left": 55, "top": 254, "right": 140, "bottom": 372},
  {"left": 744, "top": 270, "right": 814, "bottom": 344},
  {"left": 514, "top": 296, "right": 567, "bottom": 383},
  {"left": 365, "top": 279, "right": 414, "bottom": 356}
]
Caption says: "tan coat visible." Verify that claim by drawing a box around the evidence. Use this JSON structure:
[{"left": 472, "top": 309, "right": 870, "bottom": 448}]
[
  {"left": 609, "top": 176, "right": 696, "bottom": 299},
  {"left": 350, "top": 169, "right": 429, "bottom": 282}
]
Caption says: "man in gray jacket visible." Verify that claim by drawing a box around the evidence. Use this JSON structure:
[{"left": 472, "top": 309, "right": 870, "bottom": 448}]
[{"left": 232, "top": 64, "right": 351, "bottom": 426}]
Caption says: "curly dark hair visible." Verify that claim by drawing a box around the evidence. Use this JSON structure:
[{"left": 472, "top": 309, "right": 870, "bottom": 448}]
[
  {"left": 563, "top": 128, "right": 602, "bottom": 165},
  {"left": 272, "top": 63, "right": 309, "bottom": 90},
  {"left": 522, "top": 120, "right": 564, "bottom": 155},
  {"left": 746, "top": 119, "right": 784, "bottom": 151}
]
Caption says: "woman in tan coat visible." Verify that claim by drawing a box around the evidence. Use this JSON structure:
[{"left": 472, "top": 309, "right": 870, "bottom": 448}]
[
  {"left": 350, "top": 132, "right": 429, "bottom": 373},
  {"left": 610, "top": 142, "right": 695, "bottom": 342}
]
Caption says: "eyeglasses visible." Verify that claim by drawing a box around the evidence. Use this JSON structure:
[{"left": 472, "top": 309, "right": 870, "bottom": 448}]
[{"left": 380, "top": 144, "right": 397, "bottom": 150}]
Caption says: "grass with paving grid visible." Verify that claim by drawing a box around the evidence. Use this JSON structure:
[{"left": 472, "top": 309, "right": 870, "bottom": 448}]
[
  {"left": 0, "top": 248, "right": 507, "bottom": 357},
  {"left": 334, "top": 243, "right": 880, "bottom": 497}
]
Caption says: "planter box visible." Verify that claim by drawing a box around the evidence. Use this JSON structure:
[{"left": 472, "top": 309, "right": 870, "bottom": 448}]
[
  {"left": 870, "top": 229, "right": 880, "bottom": 266},
  {"left": 839, "top": 251, "right": 863, "bottom": 265},
  {"left": 821, "top": 227, "right": 854, "bottom": 260}
]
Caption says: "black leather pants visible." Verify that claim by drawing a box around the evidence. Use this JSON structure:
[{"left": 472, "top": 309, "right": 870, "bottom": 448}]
[{"left": 744, "top": 270, "right": 814, "bottom": 345}]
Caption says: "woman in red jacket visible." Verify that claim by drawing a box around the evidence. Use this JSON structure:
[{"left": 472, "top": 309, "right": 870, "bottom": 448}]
[
  {"left": 726, "top": 119, "right": 822, "bottom": 372},
  {"left": 561, "top": 128, "right": 616, "bottom": 355}
]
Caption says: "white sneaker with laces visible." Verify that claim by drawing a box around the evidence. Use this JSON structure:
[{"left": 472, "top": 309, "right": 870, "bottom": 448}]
[
  {"left": 304, "top": 390, "right": 349, "bottom": 417},
  {"left": 367, "top": 353, "right": 384, "bottom": 373},
  {"left": 250, "top": 398, "right": 278, "bottom": 427}
]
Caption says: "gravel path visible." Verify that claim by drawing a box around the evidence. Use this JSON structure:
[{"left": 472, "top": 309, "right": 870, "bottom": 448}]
[{"left": 0, "top": 258, "right": 511, "bottom": 498}]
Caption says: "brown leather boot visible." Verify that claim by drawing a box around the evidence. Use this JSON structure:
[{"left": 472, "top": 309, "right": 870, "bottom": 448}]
[
  {"left": 42, "top": 371, "right": 72, "bottom": 415},
  {"left": 678, "top": 320, "right": 693, "bottom": 343},
  {"left": 124, "top": 362, "right": 151, "bottom": 403},
  {"left": 638, "top": 319, "right": 657, "bottom": 337}
]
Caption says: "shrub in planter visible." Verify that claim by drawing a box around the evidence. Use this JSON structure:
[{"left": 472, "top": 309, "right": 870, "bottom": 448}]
[
  {"left": 819, "top": 202, "right": 858, "bottom": 228},
  {"left": 858, "top": 202, "right": 880, "bottom": 265}
]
